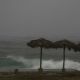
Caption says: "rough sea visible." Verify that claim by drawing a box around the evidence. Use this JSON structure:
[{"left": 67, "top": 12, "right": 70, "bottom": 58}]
[{"left": 0, "top": 38, "right": 80, "bottom": 72}]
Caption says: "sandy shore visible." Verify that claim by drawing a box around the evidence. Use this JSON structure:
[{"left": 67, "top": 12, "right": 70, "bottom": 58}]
[{"left": 0, "top": 71, "right": 80, "bottom": 80}]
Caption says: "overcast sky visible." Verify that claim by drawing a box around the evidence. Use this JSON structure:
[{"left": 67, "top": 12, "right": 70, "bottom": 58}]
[{"left": 0, "top": 0, "right": 80, "bottom": 39}]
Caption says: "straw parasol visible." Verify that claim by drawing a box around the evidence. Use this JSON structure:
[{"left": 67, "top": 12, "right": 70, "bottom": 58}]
[
  {"left": 27, "top": 38, "right": 53, "bottom": 71},
  {"left": 52, "top": 39, "right": 77, "bottom": 72}
]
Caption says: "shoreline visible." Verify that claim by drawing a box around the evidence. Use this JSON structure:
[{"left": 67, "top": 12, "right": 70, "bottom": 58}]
[{"left": 0, "top": 70, "right": 80, "bottom": 80}]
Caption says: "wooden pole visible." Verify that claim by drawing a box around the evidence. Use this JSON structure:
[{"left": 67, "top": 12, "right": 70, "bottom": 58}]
[
  {"left": 62, "top": 45, "right": 65, "bottom": 72},
  {"left": 39, "top": 47, "right": 43, "bottom": 72}
]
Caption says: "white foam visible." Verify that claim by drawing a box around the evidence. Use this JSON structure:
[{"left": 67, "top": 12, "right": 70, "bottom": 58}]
[{"left": 7, "top": 55, "right": 80, "bottom": 71}]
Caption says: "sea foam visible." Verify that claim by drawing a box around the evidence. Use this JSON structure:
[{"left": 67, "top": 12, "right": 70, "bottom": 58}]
[{"left": 7, "top": 55, "right": 80, "bottom": 71}]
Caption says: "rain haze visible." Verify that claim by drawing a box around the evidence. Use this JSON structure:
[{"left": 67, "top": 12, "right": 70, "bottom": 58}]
[
  {"left": 0, "top": 0, "right": 80, "bottom": 71},
  {"left": 0, "top": 0, "right": 80, "bottom": 40}
]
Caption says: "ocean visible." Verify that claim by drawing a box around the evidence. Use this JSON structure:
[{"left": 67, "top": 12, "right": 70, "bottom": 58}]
[{"left": 0, "top": 39, "right": 80, "bottom": 71}]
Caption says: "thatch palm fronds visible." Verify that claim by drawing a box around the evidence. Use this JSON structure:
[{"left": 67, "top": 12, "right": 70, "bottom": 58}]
[
  {"left": 52, "top": 39, "right": 78, "bottom": 72},
  {"left": 77, "top": 43, "right": 80, "bottom": 51},
  {"left": 27, "top": 38, "right": 53, "bottom": 71}
]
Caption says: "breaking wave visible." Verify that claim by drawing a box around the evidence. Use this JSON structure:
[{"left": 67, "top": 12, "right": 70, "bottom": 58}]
[{"left": 7, "top": 55, "right": 80, "bottom": 71}]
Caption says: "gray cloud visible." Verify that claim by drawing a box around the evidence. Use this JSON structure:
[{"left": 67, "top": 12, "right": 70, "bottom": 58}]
[{"left": 0, "top": 0, "right": 80, "bottom": 38}]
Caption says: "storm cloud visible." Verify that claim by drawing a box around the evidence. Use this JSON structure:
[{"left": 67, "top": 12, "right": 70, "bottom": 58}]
[{"left": 0, "top": 0, "right": 80, "bottom": 39}]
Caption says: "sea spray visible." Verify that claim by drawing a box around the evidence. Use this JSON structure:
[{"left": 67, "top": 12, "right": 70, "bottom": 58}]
[
  {"left": 7, "top": 55, "right": 39, "bottom": 68},
  {"left": 6, "top": 55, "right": 80, "bottom": 71}
]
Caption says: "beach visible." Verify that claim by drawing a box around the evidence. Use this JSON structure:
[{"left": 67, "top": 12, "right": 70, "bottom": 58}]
[
  {"left": 0, "top": 71, "right": 80, "bottom": 80},
  {"left": 0, "top": 40, "right": 80, "bottom": 80},
  {"left": 1, "top": 0, "right": 80, "bottom": 79}
]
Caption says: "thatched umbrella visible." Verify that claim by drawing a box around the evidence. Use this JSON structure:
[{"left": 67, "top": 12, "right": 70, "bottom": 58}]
[
  {"left": 52, "top": 39, "right": 77, "bottom": 71},
  {"left": 27, "top": 38, "right": 53, "bottom": 71}
]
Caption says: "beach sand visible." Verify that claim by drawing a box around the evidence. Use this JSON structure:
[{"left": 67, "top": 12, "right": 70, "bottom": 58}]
[{"left": 0, "top": 71, "right": 80, "bottom": 80}]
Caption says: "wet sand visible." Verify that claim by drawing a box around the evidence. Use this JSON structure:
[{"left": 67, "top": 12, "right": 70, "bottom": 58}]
[{"left": 0, "top": 71, "right": 80, "bottom": 80}]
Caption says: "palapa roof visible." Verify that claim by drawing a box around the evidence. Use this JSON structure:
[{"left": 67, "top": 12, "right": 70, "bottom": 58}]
[
  {"left": 76, "top": 43, "right": 80, "bottom": 51},
  {"left": 27, "top": 38, "right": 53, "bottom": 48},
  {"left": 52, "top": 39, "right": 78, "bottom": 51}
]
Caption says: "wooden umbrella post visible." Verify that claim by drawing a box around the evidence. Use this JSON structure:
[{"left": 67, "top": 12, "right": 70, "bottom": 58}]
[
  {"left": 39, "top": 47, "right": 43, "bottom": 72},
  {"left": 62, "top": 44, "right": 66, "bottom": 72},
  {"left": 27, "top": 38, "right": 53, "bottom": 72}
]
